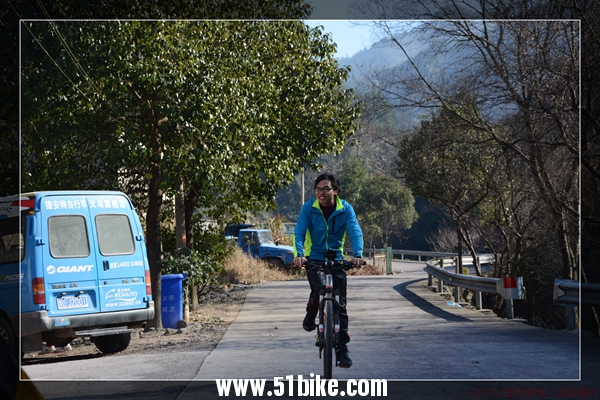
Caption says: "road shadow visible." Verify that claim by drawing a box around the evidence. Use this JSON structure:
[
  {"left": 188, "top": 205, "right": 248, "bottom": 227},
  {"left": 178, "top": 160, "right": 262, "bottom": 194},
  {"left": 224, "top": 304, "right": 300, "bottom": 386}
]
[{"left": 393, "top": 279, "right": 471, "bottom": 322}]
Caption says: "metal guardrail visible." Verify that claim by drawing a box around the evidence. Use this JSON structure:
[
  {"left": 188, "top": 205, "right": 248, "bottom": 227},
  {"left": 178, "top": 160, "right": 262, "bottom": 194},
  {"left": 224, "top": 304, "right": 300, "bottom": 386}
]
[
  {"left": 390, "top": 249, "right": 494, "bottom": 263},
  {"left": 424, "top": 259, "right": 523, "bottom": 319},
  {"left": 369, "top": 247, "right": 600, "bottom": 326},
  {"left": 360, "top": 248, "right": 495, "bottom": 264},
  {"left": 391, "top": 250, "right": 458, "bottom": 261},
  {"left": 553, "top": 279, "right": 600, "bottom": 307},
  {"left": 424, "top": 262, "right": 499, "bottom": 293}
]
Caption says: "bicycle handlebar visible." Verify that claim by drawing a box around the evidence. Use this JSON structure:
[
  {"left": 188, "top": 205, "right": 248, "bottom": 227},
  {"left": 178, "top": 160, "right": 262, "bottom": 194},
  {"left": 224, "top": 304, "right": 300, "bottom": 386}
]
[{"left": 303, "top": 259, "right": 365, "bottom": 270}]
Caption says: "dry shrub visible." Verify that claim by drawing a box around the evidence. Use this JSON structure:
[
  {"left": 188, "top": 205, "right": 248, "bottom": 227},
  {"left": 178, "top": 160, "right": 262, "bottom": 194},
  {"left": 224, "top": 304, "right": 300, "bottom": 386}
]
[
  {"left": 251, "top": 212, "right": 293, "bottom": 245},
  {"left": 224, "top": 247, "right": 291, "bottom": 284},
  {"left": 348, "top": 262, "right": 384, "bottom": 276},
  {"left": 273, "top": 234, "right": 293, "bottom": 246}
]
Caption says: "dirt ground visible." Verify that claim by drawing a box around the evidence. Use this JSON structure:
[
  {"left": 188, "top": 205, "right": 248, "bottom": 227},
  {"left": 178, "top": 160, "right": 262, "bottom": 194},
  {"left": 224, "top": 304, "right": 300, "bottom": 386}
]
[{"left": 23, "top": 284, "right": 252, "bottom": 362}]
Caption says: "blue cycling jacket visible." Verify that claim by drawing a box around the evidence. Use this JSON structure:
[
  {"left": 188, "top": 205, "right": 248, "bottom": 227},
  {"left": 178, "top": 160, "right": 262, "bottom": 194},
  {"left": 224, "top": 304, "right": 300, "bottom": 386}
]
[{"left": 293, "top": 196, "right": 363, "bottom": 261}]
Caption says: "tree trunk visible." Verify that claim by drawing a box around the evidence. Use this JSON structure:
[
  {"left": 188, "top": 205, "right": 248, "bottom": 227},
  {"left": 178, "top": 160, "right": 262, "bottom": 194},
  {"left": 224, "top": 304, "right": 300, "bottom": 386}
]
[
  {"left": 175, "top": 179, "right": 186, "bottom": 249},
  {"left": 175, "top": 179, "right": 194, "bottom": 315},
  {"left": 144, "top": 102, "right": 164, "bottom": 330},
  {"left": 184, "top": 181, "right": 203, "bottom": 311},
  {"left": 460, "top": 223, "right": 482, "bottom": 276},
  {"left": 184, "top": 182, "right": 202, "bottom": 250},
  {"left": 146, "top": 157, "right": 163, "bottom": 329},
  {"left": 454, "top": 215, "right": 481, "bottom": 276}
]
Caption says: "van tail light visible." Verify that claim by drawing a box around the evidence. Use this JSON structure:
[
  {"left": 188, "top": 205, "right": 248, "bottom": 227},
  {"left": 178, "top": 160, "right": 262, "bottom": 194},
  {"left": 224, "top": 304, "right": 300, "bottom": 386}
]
[
  {"left": 33, "top": 277, "right": 46, "bottom": 305},
  {"left": 145, "top": 270, "right": 152, "bottom": 296}
]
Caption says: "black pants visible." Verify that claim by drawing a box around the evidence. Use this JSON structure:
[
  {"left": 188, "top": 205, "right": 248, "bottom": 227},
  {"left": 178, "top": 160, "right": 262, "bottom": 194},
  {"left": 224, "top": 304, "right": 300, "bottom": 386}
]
[{"left": 305, "top": 265, "right": 350, "bottom": 347}]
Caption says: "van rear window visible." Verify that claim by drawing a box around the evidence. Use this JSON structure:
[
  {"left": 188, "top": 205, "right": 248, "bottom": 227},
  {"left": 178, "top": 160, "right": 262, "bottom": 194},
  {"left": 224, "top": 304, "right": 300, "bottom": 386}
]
[
  {"left": 0, "top": 217, "right": 25, "bottom": 264},
  {"left": 96, "top": 214, "right": 135, "bottom": 256},
  {"left": 49, "top": 216, "right": 90, "bottom": 258}
]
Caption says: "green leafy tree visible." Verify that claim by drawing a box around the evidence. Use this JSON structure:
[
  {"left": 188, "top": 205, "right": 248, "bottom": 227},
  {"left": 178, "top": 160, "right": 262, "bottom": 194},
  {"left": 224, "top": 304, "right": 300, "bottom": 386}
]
[
  {"left": 274, "top": 174, "right": 305, "bottom": 222},
  {"left": 337, "top": 155, "right": 369, "bottom": 206},
  {"left": 397, "top": 92, "right": 500, "bottom": 276},
  {"left": 337, "top": 156, "right": 417, "bottom": 248},
  {"left": 2, "top": 0, "right": 313, "bottom": 197},
  {"left": 356, "top": 173, "right": 418, "bottom": 248},
  {"left": 21, "top": 20, "right": 360, "bottom": 327},
  {"left": 162, "top": 227, "right": 233, "bottom": 304}
]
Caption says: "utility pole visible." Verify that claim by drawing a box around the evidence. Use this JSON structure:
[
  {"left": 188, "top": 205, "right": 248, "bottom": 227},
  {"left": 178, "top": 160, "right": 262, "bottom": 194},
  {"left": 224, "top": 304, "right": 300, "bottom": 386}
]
[{"left": 301, "top": 170, "right": 305, "bottom": 206}]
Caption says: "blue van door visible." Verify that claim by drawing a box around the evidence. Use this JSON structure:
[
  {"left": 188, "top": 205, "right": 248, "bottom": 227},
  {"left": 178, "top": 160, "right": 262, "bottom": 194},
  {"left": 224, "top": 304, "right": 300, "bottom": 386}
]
[
  {"left": 85, "top": 193, "right": 148, "bottom": 313},
  {"left": 41, "top": 194, "right": 101, "bottom": 318}
]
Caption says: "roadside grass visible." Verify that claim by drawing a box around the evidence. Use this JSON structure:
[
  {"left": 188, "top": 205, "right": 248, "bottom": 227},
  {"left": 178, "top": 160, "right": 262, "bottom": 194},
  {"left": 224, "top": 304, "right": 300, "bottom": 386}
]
[
  {"left": 223, "top": 248, "right": 382, "bottom": 287},
  {"left": 223, "top": 247, "right": 304, "bottom": 285},
  {"left": 348, "top": 262, "right": 385, "bottom": 276}
]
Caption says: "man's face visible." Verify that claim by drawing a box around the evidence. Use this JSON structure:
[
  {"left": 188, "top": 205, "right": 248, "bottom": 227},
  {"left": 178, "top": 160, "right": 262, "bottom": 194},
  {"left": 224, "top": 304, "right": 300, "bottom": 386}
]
[{"left": 315, "top": 180, "right": 338, "bottom": 207}]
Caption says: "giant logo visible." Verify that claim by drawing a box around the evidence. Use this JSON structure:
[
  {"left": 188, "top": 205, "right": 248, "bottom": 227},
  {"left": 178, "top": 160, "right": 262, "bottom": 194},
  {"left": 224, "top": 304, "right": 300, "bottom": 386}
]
[{"left": 46, "top": 264, "right": 93, "bottom": 274}]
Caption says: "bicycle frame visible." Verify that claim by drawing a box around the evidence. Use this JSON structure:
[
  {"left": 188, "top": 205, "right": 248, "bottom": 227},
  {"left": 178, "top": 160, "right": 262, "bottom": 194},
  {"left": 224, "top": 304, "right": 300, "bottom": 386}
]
[
  {"left": 304, "top": 258, "right": 355, "bottom": 379},
  {"left": 319, "top": 266, "right": 339, "bottom": 379},
  {"left": 318, "top": 268, "right": 340, "bottom": 338}
]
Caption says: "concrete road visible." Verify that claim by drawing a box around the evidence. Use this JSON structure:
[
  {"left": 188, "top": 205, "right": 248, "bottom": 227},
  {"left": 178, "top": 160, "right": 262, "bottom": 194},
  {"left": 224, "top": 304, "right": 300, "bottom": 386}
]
[
  {"left": 190, "top": 273, "right": 580, "bottom": 381},
  {"left": 23, "top": 351, "right": 211, "bottom": 380},
  {"left": 25, "top": 265, "right": 599, "bottom": 400}
]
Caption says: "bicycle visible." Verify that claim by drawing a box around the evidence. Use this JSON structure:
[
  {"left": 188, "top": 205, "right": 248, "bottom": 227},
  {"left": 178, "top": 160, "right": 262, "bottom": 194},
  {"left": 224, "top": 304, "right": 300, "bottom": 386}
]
[{"left": 303, "top": 255, "right": 363, "bottom": 379}]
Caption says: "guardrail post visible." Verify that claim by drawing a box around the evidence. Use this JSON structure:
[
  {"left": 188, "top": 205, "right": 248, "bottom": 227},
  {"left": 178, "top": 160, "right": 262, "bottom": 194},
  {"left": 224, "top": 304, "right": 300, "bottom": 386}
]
[
  {"left": 498, "top": 277, "right": 524, "bottom": 319},
  {"left": 428, "top": 273, "right": 433, "bottom": 286},
  {"left": 475, "top": 291, "right": 482, "bottom": 310},
  {"left": 506, "top": 299, "right": 514, "bottom": 319},
  {"left": 565, "top": 304, "right": 575, "bottom": 330},
  {"left": 454, "top": 257, "right": 460, "bottom": 303},
  {"left": 437, "top": 259, "right": 444, "bottom": 293}
]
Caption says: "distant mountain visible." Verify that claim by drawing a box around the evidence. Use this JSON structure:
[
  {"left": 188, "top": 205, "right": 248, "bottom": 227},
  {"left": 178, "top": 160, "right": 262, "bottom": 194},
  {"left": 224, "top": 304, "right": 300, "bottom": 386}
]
[
  {"left": 336, "top": 28, "right": 477, "bottom": 131},
  {"left": 336, "top": 30, "right": 432, "bottom": 82}
]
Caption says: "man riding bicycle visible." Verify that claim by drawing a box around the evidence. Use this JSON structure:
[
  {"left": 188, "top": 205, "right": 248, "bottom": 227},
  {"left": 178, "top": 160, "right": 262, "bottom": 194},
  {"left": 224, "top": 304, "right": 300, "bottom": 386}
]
[{"left": 292, "top": 173, "right": 364, "bottom": 369}]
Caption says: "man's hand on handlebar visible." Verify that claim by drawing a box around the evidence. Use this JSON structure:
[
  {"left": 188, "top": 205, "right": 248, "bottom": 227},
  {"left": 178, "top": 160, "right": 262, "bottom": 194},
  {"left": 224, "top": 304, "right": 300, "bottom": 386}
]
[
  {"left": 293, "top": 256, "right": 308, "bottom": 268},
  {"left": 350, "top": 257, "right": 365, "bottom": 268}
]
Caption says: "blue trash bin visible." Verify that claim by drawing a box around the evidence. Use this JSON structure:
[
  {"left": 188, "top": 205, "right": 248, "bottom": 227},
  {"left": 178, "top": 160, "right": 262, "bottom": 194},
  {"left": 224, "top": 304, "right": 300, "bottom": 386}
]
[{"left": 160, "top": 273, "right": 187, "bottom": 329}]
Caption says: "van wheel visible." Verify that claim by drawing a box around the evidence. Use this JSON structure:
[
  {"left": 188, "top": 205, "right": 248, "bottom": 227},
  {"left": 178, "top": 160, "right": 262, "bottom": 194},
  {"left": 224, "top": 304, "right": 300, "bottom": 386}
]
[
  {"left": 93, "top": 333, "right": 131, "bottom": 354},
  {"left": 0, "top": 317, "right": 18, "bottom": 359}
]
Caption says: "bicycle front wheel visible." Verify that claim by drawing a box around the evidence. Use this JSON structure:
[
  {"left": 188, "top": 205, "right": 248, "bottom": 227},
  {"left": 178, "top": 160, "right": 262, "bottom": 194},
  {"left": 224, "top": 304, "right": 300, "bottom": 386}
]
[{"left": 323, "top": 300, "right": 334, "bottom": 379}]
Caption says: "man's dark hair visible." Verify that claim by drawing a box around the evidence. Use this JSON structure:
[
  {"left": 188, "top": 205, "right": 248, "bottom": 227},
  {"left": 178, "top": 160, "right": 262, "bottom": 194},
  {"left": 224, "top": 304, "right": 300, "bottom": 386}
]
[{"left": 314, "top": 173, "right": 340, "bottom": 192}]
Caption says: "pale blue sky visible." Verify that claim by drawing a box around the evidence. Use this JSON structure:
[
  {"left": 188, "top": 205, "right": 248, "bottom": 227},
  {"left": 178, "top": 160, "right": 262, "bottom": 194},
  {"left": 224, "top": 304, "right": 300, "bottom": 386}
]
[{"left": 304, "top": 20, "right": 375, "bottom": 59}]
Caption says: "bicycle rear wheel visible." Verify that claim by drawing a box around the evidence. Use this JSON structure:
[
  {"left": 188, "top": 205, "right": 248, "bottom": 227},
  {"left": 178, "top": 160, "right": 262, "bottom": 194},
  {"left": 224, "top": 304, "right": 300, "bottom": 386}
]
[{"left": 323, "top": 300, "right": 333, "bottom": 379}]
